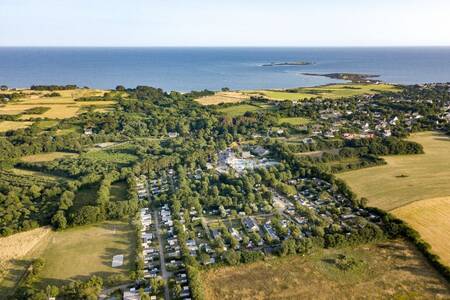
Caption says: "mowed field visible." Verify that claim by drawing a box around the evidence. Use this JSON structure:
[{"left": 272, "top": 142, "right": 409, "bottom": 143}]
[
  {"left": 202, "top": 239, "right": 450, "bottom": 300},
  {"left": 0, "top": 121, "right": 33, "bottom": 132},
  {"left": 0, "top": 89, "right": 114, "bottom": 120},
  {"left": 244, "top": 83, "right": 400, "bottom": 101},
  {"left": 393, "top": 197, "right": 450, "bottom": 265},
  {"left": 0, "top": 221, "right": 135, "bottom": 295},
  {"left": 197, "top": 91, "right": 249, "bottom": 105},
  {"left": 338, "top": 132, "right": 450, "bottom": 211}
]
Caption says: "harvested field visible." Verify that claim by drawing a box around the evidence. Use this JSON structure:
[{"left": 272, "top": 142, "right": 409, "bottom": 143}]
[
  {"left": 393, "top": 197, "right": 450, "bottom": 266},
  {"left": 20, "top": 152, "right": 78, "bottom": 163},
  {"left": 196, "top": 92, "right": 249, "bottom": 105},
  {"left": 0, "top": 121, "right": 33, "bottom": 132}
]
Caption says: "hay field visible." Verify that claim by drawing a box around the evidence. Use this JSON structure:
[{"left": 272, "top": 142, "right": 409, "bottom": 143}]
[
  {"left": 196, "top": 92, "right": 249, "bottom": 105},
  {"left": 393, "top": 197, "right": 450, "bottom": 265},
  {"left": 0, "top": 121, "right": 33, "bottom": 132},
  {"left": 245, "top": 83, "right": 400, "bottom": 101},
  {"left": 218, "top": 104, "right": 262, "bottom": 117},
  {"left": 0, "top": 89, "right": 114, "bottom": 120},
  {"left": 278, "top": 116, "right": 309, "bottom": 125},
  {"left": 0, "top": 227, "right": 52, "bottom": 291},
  {"left": 20, "top": 152, "right": 79, "bottom": 163},
  {"left": 202, "top": 239, "right": 450, "bottom": 300},
  {"left": 338, "top": 132, "right": 450, "bottom": 211}
]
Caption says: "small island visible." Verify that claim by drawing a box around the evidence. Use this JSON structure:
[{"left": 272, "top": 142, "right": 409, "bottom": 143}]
[
  {"left": 303, "top": 72, "right": 381, "bottom": 83},
  {"left": 262, "top": 61, "right": 313, "bottom": 67}
]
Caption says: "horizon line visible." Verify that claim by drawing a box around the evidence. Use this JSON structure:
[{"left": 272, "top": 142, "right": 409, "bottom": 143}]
[{"left": 1, "top": 45, "right": 450, "bottom": 48}]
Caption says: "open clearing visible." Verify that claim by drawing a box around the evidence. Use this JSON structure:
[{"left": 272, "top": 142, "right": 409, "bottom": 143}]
[
  {"left": 338, "top": 132, "right": 450, "bottom": 211},
  {"left": 0, "top": 121, "right": 33, "bottom": 132},
  {"left": 393, "top": 197, "right": 450, "bottom": 265},
  {"left": 0, "top": 221, "right": 135, "bottom": 295},
  {"left": 202, "top": 239, "right": 450, "bottom": 300},
  {"left": 0, "top": 89, "right": 114, "bottom": 120},
  {"left": 197, "top": 92, "right": 249, "bottom": 105},
  {"left": 218, "top": 104, "right": 262, "bottom": 117},
  {"left": 245, "top": 83, "right": 400, "bottom": 101},
  {"left": 20, "top": 151, "right": 79, "bottom": 163},
  {"left": 278, "top": 116, "right": 309, "bottom": 125}
]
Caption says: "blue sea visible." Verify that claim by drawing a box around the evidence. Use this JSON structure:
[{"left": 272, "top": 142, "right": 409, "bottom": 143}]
[{"left": 1, "top": 47, "right": 449, "bottom": 91}]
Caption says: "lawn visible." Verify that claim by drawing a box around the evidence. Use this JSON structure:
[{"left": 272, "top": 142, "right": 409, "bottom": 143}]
[
  {"left": 218, "top": 104, "right": 262, "bottom": 117},
  {"left": 33, "top": 221, "right": 135, "bottom": 288},
  {"left": 338, "top": 132, "right": 450, "bottom": 211},
  {"left": 201, "top": 239, "right": 450, "bottom": 300},
  {"left": 245, "top": 83, "right": 400, "bottom": 101},
  {"left": 278, "top": 116, "right": 309, "bottom": 125},
  {"left": 197, "top": 92, "right": 249, "bottom": 105},
  {"left": 393, "top": 196, "right": 450, "bottom": 265},
  {"left": 20, "top": 152, "right": 78, "bottom": 163},
  {"left": 0, "top": 121, "right": 33, "bottom": 132}
]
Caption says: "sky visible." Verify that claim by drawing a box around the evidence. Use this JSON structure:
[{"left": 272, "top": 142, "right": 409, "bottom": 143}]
[{"left": 1, "top": 0, "right": 450, "bottom": 47}]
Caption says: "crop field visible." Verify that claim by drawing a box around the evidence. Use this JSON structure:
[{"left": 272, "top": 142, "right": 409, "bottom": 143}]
[
  {"left": 278, "top": 116, "right": 309, "bottom": 125},
  {"left": 392, "top": 197, "right": 450, "bottom": 265},
  {"left": 0, "top": 121, "right": 33, "bottom": 132},
  {"left": 244, "top": 83, "right": 400, "bottom": 101},
  {"left": 0, "top": 89, "right": 114, "bottom": 120},
  {"left": 338, "top": 132, "right": 450, "bottom": 211},
  {"left": 197, "top": 92, "right": 250, "bottom": 105},
  {"left": 20, "top": 152, "right": 79, "bottom": 163},
  {"left": 218, "top": 104, "right": 263, "bottom": 117},
  {"left": 201, "top": 239, "right": 450, "bottom": 300}
]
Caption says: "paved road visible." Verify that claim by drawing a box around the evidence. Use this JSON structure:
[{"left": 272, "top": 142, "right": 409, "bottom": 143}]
[{"left": 153, "top": 210, "right": 170, "bottom": 300}]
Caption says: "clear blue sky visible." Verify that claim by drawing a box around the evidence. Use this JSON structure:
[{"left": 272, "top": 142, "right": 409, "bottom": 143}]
[{"left": 1, "top": 0, "right": 449, "bottom": 47}]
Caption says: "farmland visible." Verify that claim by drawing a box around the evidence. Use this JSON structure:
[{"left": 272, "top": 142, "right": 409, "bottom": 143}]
[
  {"left": 278, "top": 116, "right": 309, "bottom": 125},
  {"left": 0, "top": 121, "right": 33, "bottom": 132},
  {"left": 201, "top": 239, "right": 450, "bottom": 300},
  {"left": 218, "top": 104, "right": 263, "bottom": 117},
  {"left": 393, "top": 197, "right": 450, "bottom": 265},
  {"left": 338, "top": 132, "right": 450, "bottom": 211},
  {"left": 20, "top": 152, "right": 79, "bottom": 163},
  {"left": 245, "top": 83, "right": 400, "bottom": 101},
  {"left": 197, "top": 91, "right": 249, "bottom": 105},
  {"left": 0, "top": 89, "right": 114, "bottom": 120}
]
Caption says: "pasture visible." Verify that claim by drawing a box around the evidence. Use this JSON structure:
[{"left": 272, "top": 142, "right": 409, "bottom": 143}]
[
  {"left": 338, "top": 132, "right": 450, "bottom": 211},
  {"left": 202, "top": 239, "right": 450, "bottom": 299},
  {"left": 278, "top": 116, "right": 309, "bottom": 125},
  {"left": 218, "top": 104, "right": 262, "bottom": 117},
  {"left": 393, "top": 197, "right": 450, "bottom": 265},
  {"left": 20, "top": 152, "right": 79, "bottom": 163},
  {"left": 196, "top": 91, "right": 249, "bottom": 105},
  {"left": 245, "top": 83, "right": 400, "bottom": 101}
]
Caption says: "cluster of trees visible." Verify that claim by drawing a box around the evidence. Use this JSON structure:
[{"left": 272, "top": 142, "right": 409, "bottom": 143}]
[{"left": 30, "top": 85, "right": 78, "bottom": 91}]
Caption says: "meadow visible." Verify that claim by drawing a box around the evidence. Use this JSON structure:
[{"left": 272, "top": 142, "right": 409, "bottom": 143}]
[
  {"left": 0, "top": 221, "right": 135, "bottom": 296},
  {"left": 0, "top": 121, "right": 33, "bottom": 132},
  {"left": 244, "top": 83, "right": 400, "bottom": 101},
  {"left": 201, "top": 239, "right": 450, "bottom": 299},
  {"left": 218, "top": 104, "right": 263, "bottom": 117},
  {"left": 278, "top": 116, "right": 309, "bottom": 125},
  {"left": 20, "top": 152, "right": 79, "bottom": 163}
]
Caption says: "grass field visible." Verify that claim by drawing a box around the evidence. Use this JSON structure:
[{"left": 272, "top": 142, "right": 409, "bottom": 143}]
[
  {"left": 20, "top": 152, "right": 78, "bottom": 163},
  {"left": 218, "top": 104, "right": 262, "bottom": 117},
  {"left": 10, "top": 168, "right": 71, "bottom": 182},
  {"left": 0, "top": 221, "right": 135, "bottom": 296},
  {"left": 393, "top": 197, "right": 450, "bottom": 265},
  {"left": 338, "top": 132, "right": 450, "bottom": 211},
  {"left": 34, "top": 221, "right": 135, "bottom": 288},
  {"left": 245, "top": 83, "right": 400, "bottom": 101},
  {"left": 278, "top": 116, "right": 309, "bottom": 125},
  {"left": 202, "top": 239, "right": 450, "bottom": 300},
  {"left": 110, "top": 181, "right": 128, "bottom": 201},
  {"left": 0, "top": 89, "right": 114, "bottom": 120},
  {"left": 197, "top": 92, "right": 249, "bottom": 105},
  {"left": 0, "top": 121, "right": 33, "bottom": 132},
  {"left": 82, "top": 150, "right": 138, "bottom": 165}
]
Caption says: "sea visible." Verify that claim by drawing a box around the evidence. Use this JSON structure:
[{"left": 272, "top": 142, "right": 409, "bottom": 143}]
[{"left": 0, "top": 47, "right": 449, "bottom": 91}]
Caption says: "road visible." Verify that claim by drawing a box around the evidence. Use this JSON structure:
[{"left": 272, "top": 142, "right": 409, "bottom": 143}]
[{"left": 153, "top": 210, "right": 170, "bottom": 300}]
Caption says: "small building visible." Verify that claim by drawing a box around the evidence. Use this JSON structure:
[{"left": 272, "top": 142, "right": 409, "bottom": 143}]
[{"left": 242, "top": 217, "right": 259, "bottom": 232}]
